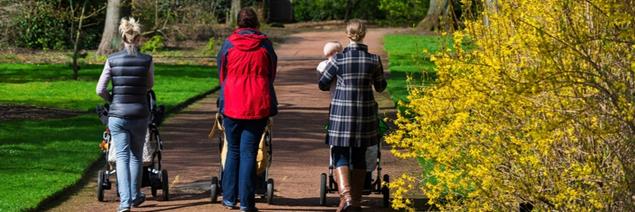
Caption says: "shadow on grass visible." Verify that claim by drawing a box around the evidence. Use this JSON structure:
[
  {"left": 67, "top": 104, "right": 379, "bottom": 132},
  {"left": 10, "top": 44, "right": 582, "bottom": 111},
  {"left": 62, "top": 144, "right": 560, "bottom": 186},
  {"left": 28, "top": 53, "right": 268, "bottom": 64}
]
[
  {"left": 0, "top": 115, "right": 103, "bottom": 211},
  {"left": 0, "top": 63, "right": 215, "bottom": 83},
  {"left": 0, "top": 64, "right": 103, "bottom": 83}
]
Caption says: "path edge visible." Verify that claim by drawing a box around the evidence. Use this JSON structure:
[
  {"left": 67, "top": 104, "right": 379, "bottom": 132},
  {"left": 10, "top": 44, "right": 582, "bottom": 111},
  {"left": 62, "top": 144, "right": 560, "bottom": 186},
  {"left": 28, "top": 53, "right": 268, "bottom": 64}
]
[{"left": 33, "top": 86, "right": 220, "bottom": 211}]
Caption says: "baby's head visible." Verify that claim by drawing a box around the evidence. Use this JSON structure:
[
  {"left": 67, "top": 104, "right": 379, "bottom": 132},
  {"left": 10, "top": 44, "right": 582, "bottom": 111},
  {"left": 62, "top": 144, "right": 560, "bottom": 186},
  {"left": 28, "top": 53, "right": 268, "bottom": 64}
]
[{"left": 323, "top": 41, "right": 342, "bottom": 58}]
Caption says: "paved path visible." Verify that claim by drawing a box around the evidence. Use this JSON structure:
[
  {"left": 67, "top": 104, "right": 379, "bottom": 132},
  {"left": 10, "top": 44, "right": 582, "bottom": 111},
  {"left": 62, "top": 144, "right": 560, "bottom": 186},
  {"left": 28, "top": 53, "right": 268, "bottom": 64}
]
[{"left": 49, "top": 28, "right": 417, "bottom": 212}]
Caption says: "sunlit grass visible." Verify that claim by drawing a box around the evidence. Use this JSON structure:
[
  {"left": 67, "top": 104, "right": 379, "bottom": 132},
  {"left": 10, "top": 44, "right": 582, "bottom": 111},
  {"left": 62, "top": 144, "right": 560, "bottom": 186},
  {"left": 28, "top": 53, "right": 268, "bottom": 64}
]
[
  {"left": 383, "top": 34, "right": 450, "bottom": 103},
  {"left": 0, "top": 63, "right": 218, "bottom": 111},
  {"left": 0, "top": 63, "right": 217, "bottom": 211}
]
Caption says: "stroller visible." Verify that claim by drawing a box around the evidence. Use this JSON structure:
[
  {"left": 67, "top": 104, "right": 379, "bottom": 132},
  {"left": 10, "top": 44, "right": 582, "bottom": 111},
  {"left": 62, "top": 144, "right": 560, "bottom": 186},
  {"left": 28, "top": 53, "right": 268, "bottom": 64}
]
[
  {"left": 96, "top": 90, "right": 170, "bottom": 202},
  {"left": 208, "top": 112, "right": 275, "bottom": 204},
  {"left": 319, "top": 118, "right": 391, "bottom": 207}
]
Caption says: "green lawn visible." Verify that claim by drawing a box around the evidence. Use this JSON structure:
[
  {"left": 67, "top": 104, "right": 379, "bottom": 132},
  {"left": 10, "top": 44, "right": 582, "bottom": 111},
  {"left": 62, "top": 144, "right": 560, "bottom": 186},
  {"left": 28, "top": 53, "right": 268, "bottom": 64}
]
[
  {"left": 384, "top": 34, "right": 465, "bottom": 201},
  {"left": 0, "top": 63, "right": 217, "bottom": 211},
  {"left": 0, "top": 63, "right": 217, "bottom": 111},
  {"left": 384, "top": 35, "right": 477, "bottom": 203},
  {"left": 0, "top": 115, "right": 102, "bottom": 211},
  {"left": 383, "top": 34, "right": 451, "bottom": 103}
]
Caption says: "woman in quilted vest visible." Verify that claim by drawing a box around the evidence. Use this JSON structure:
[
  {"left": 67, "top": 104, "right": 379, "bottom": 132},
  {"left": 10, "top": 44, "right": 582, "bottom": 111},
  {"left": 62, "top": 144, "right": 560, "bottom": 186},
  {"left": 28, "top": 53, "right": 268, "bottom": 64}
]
[{"left": 96, "top": 17, "right": 155, "bottom": 212}]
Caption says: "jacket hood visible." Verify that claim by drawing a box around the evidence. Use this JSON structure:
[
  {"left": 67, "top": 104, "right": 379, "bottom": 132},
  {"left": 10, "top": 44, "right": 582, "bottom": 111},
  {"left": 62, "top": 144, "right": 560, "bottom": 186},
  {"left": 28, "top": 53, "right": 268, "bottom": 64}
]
[{"left": 229, "top": 28, "right": 268, "bottom": 51}]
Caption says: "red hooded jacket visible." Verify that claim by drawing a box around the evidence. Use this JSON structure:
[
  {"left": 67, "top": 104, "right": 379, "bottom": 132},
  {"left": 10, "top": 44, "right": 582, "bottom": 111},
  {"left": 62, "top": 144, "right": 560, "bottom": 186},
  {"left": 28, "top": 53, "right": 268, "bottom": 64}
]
[{"left": 216, "top": 28, "right": 278, "bottom": 120}]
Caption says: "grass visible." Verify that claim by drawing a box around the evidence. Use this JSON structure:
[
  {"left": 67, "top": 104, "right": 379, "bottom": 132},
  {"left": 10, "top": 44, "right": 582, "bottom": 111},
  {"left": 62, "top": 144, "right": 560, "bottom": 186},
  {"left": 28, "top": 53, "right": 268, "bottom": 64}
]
[
  {"left": 384, "top": 34, "right": 469, "bottom": 201},
  {"left": 0, "top": 63, "right": 217, "bottom": 211},
  {"left": 383, "top": 34, "right": 451, "bottom": 103},
  {"left": 0, "top": 63, "right": 218, "bottom": 111},
  {"left": 0, "top": 115, "right": 102, "bottom": 211}
]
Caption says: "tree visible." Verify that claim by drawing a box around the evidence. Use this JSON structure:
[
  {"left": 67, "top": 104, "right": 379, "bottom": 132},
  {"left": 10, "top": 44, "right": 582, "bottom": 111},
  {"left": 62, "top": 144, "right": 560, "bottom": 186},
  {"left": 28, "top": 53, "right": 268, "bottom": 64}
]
[
  {"left": 344, "top": 0, "right": 361, "bottom": 21},
  {"left": 379, "top": 0, "right": 427, "bottom": 26},
  {"left": 417, "top": 0, "right": 448, "bottom": 30},
  {"left": 70, "top": 0, "right": 104, "bottom": 80},
  {"left": 227, "top": 0, "right": 240, "bottom": 26},
  {"left": 255, "top": 0, "right": 265, "bottom": 23},
  {"left": 417, "top": 0, "right": 464, "bottom": 31},
  {"left": 388, "top": 0, "right": 635, "bottom": 210},
  {"left": 97, "top": 0, "right": 122, "bottom": 55}
]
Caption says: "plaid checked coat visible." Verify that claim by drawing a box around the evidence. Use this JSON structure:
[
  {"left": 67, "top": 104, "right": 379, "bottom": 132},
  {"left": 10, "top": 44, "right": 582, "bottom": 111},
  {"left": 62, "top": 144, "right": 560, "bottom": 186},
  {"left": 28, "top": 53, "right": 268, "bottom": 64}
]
[{"left": 319, "top": 43, "right": 387, "bottom": 147}]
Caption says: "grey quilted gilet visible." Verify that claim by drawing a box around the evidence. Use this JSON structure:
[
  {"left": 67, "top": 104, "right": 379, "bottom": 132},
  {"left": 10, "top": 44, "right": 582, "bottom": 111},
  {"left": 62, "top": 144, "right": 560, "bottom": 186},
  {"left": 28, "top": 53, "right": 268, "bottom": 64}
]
[{"left": 108, "top": 50, "right": 152, "bottom": 119}]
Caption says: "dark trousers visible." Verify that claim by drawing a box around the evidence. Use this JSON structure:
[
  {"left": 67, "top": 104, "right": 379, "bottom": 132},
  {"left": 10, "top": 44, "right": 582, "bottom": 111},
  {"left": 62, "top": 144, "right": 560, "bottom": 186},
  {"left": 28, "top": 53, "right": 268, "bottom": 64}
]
[
  {"left": 332, "top": 146, "right": 367, "bottom": 170},
  {"left": 222, "top": 117, "right": 267, "bottom": 210}
]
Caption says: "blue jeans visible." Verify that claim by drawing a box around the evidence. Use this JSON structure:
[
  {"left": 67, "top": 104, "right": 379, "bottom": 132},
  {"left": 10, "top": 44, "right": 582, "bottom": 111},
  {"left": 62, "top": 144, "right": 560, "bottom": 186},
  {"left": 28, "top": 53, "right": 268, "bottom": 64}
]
[
  {"left": 332, "top": 146, "right": 367, "bottom": 170},
  {"left": 222, "top": 117, "right": 267, "bottom": 210},
  {"left": 109, "top": 117, "right": 148, "bottom": 209}
]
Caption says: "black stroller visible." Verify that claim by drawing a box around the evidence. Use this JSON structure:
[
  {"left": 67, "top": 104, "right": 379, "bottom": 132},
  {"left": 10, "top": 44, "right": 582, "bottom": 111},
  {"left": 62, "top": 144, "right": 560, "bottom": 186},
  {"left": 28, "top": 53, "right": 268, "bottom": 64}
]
[
  {"left": 208, "top": 112, "right": 275, "bottom": 204},
  {"left": 319, "top": 118, "right": 391, "bottom": 207},
  {"left": 96, "top": 90, "right": 170, "bottom": 202}
]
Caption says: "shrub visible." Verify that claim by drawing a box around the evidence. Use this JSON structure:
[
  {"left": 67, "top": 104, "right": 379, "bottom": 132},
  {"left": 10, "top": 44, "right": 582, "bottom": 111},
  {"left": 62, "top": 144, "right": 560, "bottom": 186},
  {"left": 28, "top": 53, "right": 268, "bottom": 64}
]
[
  {"left": 15, "top": 1, "right": 68, "bottom": 50},
  {"left": 10, "top": 0, "right": 104, "bottom": 50},
  {"left": 387, "top": 0, "right": 635, "bottom": 210},
  {"left": 141, "top": 35, "right": 165, "bottom": 53},
  {"left": 292, "top": 0, "right": 385, "bottom": 22},
  {"left": 378, "top": 0, "right": 428, "bottom": 26},
  {"left": 205, "top": 37, "right": 217, "bottom": 57}
]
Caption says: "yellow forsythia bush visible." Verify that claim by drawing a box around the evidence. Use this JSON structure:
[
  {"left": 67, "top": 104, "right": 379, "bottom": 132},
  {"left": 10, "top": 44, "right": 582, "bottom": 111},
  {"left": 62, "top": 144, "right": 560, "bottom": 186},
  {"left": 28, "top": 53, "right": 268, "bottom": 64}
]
[{"left": 386, "top": 0, "right": 635, "bottom": 210}]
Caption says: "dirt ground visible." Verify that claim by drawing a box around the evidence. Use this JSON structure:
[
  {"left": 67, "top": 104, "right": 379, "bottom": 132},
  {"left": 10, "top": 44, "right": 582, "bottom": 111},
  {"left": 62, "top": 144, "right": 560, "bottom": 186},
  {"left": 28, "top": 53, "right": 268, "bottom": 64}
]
[
  {"left": 45, "top": 27, "right": 420, "bottom": 212},
  {"left": 0, "top": 105, "right": 83, "bottom": 121}
]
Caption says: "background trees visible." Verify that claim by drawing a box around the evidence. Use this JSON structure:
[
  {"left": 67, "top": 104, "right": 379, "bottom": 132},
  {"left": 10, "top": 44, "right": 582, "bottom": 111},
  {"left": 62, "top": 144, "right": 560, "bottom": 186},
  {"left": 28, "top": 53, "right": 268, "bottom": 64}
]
[
  {"left": 96, "top": 0, "right": 123, "bottom": 55},
  {"left": 387, "top": 0, "right": 635, "bottom": 210}
]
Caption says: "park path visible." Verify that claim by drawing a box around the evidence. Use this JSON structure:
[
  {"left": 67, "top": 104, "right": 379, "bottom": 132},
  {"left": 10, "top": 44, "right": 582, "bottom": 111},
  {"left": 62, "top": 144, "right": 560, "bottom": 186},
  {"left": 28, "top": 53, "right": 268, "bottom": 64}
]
[{"left": 48, "top": 27, "right": 417, "bottom": 212}]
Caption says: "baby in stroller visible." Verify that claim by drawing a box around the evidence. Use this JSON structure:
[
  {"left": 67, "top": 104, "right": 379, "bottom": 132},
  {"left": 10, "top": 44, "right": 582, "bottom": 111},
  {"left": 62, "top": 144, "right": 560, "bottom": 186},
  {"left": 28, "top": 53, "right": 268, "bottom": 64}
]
[
  {"left": 96, "top": 90, "right": 170, "bottom": 202},
  {"left": 316, "top": 41, "right": 391, "bottom": 207}
]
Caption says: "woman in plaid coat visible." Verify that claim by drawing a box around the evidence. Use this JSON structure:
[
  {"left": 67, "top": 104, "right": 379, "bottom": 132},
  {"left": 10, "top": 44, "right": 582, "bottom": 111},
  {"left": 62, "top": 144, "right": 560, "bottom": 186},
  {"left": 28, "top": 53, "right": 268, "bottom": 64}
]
[{"left": 318, "top": 19, "right": 387, "bottom": 212}]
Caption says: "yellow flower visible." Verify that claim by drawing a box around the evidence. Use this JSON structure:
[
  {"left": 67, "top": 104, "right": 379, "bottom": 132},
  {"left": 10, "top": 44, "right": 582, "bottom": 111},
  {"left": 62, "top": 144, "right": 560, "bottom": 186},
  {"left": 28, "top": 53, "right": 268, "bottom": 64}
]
[{"left": 387, "top": 0, "right": 635, "bottom": 210}]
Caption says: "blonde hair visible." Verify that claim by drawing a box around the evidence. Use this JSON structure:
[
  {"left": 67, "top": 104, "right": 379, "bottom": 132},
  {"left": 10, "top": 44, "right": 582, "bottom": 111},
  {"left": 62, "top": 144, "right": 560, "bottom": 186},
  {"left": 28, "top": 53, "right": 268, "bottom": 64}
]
[
  {"left": 119, "top": 17, "right": 141, "bottom": 43},
  {"left": 323, "top": 41, "right": 342, "bottom": 57},
  {"left": 119, "top": 17, "right": 142, "bottom": 55},
  {"left": 346, "top": 19, "right": 366, "bottom": 42}
]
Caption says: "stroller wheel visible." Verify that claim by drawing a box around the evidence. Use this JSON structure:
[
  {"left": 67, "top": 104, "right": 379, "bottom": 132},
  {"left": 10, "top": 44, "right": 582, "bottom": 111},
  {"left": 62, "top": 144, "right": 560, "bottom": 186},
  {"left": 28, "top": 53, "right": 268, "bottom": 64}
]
[
  {"left": 329, "top": 174, "right": 336, "bottom": 191},
  {"left": 319, "top": 173, "right": 327, "bottom": 206},
  {"left": 151, "top": 187, "right": 157, "bottom": 198},
  {"left": 96, "top": 170, "right": 106, "bottom": 202},
  {"left": 210, "top": 176, "right": 219, "bottom": 203},
  {"left": 161, "top": 170, "right": 170, "bottom": 201},
  {"left": 382, "top": 174, "right": 390, "bottom": 208},
  {"left": 265, "top": 178, "right": 274, "bottom": 204}
]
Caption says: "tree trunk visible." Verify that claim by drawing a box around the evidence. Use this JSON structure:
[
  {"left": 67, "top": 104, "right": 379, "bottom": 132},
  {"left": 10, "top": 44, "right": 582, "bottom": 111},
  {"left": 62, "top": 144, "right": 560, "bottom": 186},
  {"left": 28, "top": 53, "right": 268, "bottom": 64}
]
[
  {"left": 417, "top": 0, "right": 449, "bottom": 31},
  {"left": 72, "top": 1, "right": 87, "bottom": 80},
  {"left": 256, "top": 0, "right": 265, "bottom": 24},
  {"left": 97, "top": 0, "right": 122, "bottom": 55},
  {"left": 228, "top": 0, "right": 241, "bottom": 27}
]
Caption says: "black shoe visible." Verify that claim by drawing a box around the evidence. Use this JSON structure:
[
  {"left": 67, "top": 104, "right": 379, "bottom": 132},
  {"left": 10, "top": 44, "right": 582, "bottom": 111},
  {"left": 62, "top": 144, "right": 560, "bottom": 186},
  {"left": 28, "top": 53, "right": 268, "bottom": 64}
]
[
  {"left": 240, "top": 207, "right": 258, "bottom": 212},
  {"left": 132, "top": 194, "right": 145, "bottom": 207}
]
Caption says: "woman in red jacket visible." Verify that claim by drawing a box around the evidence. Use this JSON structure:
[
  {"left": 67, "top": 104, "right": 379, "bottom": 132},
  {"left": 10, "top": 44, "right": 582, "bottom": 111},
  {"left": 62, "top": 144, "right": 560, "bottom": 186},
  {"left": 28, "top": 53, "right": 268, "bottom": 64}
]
[{"left": 216, "top": 8, "right": 277, "bottom": 212}]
